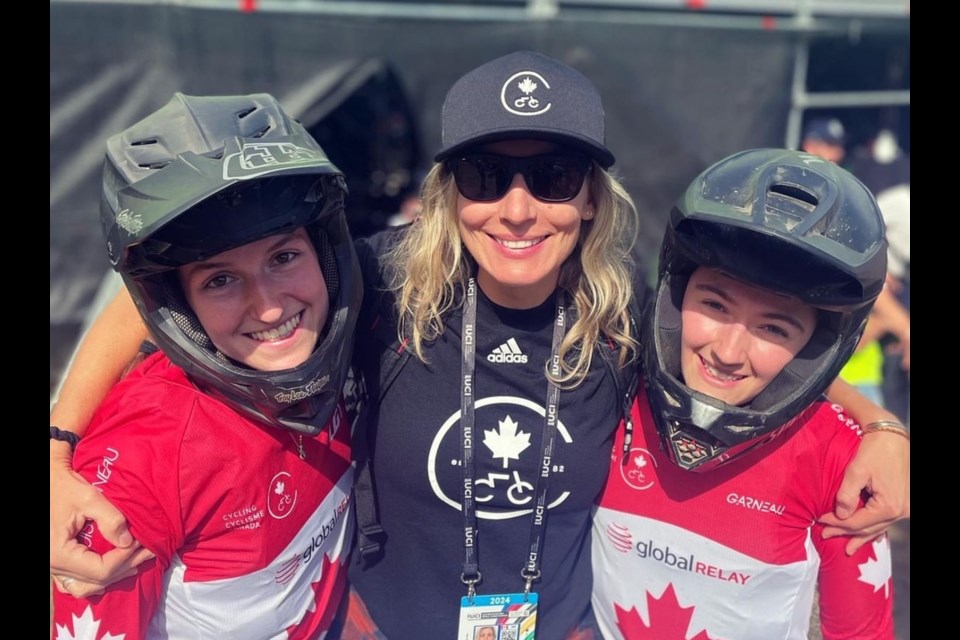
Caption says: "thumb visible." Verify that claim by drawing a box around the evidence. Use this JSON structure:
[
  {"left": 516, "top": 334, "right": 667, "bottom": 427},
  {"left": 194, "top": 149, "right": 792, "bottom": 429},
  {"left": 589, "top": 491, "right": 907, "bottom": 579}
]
[
  {"left": 833, "top": 474, "right": 866, "bottom": 521},
  {"left": 85, "top": 498, "right": 134, "bottom": 549}
]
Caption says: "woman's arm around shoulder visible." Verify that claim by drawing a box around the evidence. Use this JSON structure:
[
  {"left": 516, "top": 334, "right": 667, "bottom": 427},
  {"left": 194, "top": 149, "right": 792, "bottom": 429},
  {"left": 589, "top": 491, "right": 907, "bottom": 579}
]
[
  {"left": 821, "top": 379, "right": 909, "bottom": 555},
  {"left": 51, "top": 287, "right": 155, "bottom": 595}
]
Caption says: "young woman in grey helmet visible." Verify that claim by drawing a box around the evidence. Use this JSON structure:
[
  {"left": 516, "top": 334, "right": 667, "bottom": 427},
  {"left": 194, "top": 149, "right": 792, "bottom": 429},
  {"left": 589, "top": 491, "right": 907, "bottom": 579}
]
[
  {"left": 592, "top": 149, "right": 896, "bottom": 640},
  {"left": 51, "top": 53, "right": 908, "bottom": 639},
  {"left": 52, "top": 93, "right": 361, "bottom": 638}
]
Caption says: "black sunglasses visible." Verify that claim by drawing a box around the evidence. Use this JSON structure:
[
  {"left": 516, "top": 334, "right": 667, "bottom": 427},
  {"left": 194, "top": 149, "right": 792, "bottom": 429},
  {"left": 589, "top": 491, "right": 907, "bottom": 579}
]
[{"left": 447, "top": 152, "right": 592, "bottom": 203}]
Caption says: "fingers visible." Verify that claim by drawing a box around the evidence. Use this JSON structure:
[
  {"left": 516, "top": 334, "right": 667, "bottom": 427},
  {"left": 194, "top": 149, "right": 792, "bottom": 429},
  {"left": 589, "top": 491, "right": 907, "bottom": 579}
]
[
  {"left": 50, "top": 538, "right": 155, "bottom": 586},
  {"left": 819, "top": 500, "right": 895, "bottom": 557},
  {"left": 87, "top": 508, "right": 134, "bottom": 550},
  {"left": 73, "top": 486, "right": 134, "bottom": 550},
  {"left": 820, "top": 510, "right": 893, "bottom": 540},
  {"left": 831, "top": 471, "right": 866, "bottom": 520},
  {"left": 52, "top": 573, "right": 107, "bottom": 599}
]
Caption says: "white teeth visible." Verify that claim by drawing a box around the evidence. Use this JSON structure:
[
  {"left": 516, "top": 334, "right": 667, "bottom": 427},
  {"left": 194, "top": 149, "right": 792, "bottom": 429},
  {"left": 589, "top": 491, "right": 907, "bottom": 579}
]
[
  {"left": 249, "top": 313, "right": 301, "bottom": 342},
  {"left": 703, "top": 360, "right": 744, "bottom": 382},
  {"left": 496, "top": 237, "right": 544, "bottom": 250}
]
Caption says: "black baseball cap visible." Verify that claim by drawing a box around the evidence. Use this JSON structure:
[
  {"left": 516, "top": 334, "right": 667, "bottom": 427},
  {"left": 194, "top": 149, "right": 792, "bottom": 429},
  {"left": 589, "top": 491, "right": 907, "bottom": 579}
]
[
  {"left": 435, "top": 50, "right": 615, "bottom": 168},
  {"left": 802, "top": 118, "right": 847, "bottom": 146}
]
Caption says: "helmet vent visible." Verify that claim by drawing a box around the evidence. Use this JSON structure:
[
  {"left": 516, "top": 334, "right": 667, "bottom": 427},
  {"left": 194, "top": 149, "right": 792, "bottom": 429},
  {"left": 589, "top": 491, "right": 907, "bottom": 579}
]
[
  {"left": 768, "top": 184, "right": 817, "bottom": 211},
  {"left": 237, "top": 106, "right": 257, "bottom": 119},
  {"left": 131, "top": 138, "right": 158, "bottom": 147},
  {"left": 138, "top": 161, "right": 171, "bottom": 170},
  {"left": 251, "top": 125, "right": 271, "bottom": 139}
]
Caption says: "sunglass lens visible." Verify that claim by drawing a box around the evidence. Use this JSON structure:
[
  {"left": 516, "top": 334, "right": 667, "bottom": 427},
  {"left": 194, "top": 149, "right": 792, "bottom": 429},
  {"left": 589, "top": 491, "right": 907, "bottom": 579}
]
[
  {"left": 527, "top": 157, "right": 587, "bottom": 202},
  {"left": 452, "top": 156, "right": 509, "bottom": 201}
]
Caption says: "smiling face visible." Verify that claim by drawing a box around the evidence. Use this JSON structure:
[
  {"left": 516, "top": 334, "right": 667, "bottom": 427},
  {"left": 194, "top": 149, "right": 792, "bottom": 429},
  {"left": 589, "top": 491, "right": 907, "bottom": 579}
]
[
  {"left": 456, "top": 139, "right": 593, "bottom": 309},
  {"left": 679, "top": 267, "right": 817, "bottom": 406},
  {"left": 476, "top": 627, "right": 497, "bottom": 640},
  {"left": 178, "top": 227, "right": 329, "bottom": 372}
]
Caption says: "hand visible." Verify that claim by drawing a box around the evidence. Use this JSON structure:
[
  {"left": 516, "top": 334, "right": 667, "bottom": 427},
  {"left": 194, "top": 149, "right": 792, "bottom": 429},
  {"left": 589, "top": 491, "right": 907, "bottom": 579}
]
[
  {"left": 50, "top": 441, "right": 154, "bottom": 594},
  {"left": 819, "top": 428, "right": 910, "bottom": 555}
]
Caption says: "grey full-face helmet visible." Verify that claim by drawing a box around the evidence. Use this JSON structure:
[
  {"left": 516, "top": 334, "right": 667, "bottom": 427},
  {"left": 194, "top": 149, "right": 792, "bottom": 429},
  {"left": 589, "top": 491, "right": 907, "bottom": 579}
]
[
  {"left": 643, "top": 148, "right": 887, "bottom": 471},
  {"left": 100, "top": 92, "right": 362, "bottom": 435}
]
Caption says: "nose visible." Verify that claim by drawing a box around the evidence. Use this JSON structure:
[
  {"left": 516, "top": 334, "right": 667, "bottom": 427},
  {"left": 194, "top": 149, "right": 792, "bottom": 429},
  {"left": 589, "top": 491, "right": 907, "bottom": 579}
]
[
  {"left": 246, "top": 276, "right": 284, "bottom": 325},
  {"left": 498, "top": 172, "right": 537, "bottom": 226},
  {"left": 710, "top": 323, "right": 749, "bottom": 366}
]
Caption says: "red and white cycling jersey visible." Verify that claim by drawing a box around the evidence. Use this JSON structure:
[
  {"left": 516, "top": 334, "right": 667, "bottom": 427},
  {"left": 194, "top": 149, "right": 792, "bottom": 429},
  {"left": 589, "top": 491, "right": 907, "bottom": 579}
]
[
  {"left": 592, "top": 389, "right": 893, "bottom": 640},
  {"left": 52, "top": 353, "right": 353, "bottom": 640}
]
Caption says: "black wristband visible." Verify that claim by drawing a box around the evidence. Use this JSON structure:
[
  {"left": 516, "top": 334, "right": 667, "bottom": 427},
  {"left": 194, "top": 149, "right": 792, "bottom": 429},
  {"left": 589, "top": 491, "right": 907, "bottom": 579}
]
[{"left": 50, "top": 426, "right": 81, "bottom": 452}]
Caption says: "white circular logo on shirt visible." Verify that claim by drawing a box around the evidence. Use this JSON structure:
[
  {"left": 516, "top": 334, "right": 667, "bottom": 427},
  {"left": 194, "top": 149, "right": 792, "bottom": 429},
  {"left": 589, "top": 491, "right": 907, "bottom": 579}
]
[
  {"left": 268, "top": 471, "right": 299, "bottom": 519},
  {"left": 427, "top": 396, "right": 572, "bottom": 519},
  {"left": 619, "top": 447, "right": 658, "bottom": 491}
]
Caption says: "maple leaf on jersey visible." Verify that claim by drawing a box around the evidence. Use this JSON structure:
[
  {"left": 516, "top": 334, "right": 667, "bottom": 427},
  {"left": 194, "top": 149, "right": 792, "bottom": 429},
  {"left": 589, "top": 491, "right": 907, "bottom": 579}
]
[
  {"left": 275, "top": 481, "right": 286, "bottom": 495},
  {"left": 484, "top": 415, "right": 532, "bottom": 468},
  {"left": 285, "top": 553, "right": 344, "bottom": 640},
  {"left": 615, "top": 583, "right": 721, "bottom": 640},
  {"left": 55, "top": 606, "right": 126, "bottom": 640},
  {"left": 858, "top": 536, "right": 893, "bottom": 598},
  {"left": 633, "top": 454, "right": 647, "bottom": 469},
  {"left": 518, "top": 77, "right": 538, "bottom": 94}
]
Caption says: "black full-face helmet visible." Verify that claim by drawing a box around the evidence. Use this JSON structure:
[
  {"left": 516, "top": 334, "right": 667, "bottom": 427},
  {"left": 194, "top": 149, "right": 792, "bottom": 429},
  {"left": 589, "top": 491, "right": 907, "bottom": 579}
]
[
  {"left": 643, "top": 148, "right": 887, "bottom": 471},
  {"left": 100, "top": 92, "right": 362, "bottom": 436}
]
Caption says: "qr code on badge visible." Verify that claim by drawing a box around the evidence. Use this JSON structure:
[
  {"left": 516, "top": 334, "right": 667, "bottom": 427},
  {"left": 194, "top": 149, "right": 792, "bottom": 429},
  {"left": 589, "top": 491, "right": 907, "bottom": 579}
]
[{"left": 498, "top": 624, "right": 518, "bottom": 640}]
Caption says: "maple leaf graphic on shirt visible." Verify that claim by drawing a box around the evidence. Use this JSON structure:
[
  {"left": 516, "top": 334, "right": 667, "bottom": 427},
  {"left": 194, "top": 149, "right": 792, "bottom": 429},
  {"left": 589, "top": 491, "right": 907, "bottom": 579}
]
[
  {"left": 55, "top": 606, "right": 125, "bottom": 640},
  {"left": 633, "top": 454, "right": 647, "bottom": 469},
  {"left": 615, "top": 583, "right": 721, "bottom": 640},
  {"left": 858, "top": 536, "right": 893, "bottom": 598},
  {"left": 275, "top": 481, "right": 286, "bottom": 495},
  {"left": 484, "top": 415, "right": 532, "bottom": 468}
]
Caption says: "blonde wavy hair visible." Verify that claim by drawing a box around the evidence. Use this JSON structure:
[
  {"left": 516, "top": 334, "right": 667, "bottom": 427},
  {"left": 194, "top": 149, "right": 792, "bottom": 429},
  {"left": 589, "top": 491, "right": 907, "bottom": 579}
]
[{"left": 383, "top": 159, "right": 640, "bottom": 387}]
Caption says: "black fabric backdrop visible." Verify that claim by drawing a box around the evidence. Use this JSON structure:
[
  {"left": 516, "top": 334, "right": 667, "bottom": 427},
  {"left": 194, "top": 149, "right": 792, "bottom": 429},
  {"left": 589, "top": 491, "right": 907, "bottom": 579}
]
[{"left": 51, "top": 3, "right": 799, "bottom": 390}]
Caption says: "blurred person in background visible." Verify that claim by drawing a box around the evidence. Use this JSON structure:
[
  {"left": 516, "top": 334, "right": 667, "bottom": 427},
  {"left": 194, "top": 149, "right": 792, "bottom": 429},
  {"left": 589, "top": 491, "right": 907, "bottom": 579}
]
[
  {"left": 801, "top": 119, "right": 910, "bottom": 421},
  {"left": 850, "top": 129, "right": 910, "bottom": 425}
]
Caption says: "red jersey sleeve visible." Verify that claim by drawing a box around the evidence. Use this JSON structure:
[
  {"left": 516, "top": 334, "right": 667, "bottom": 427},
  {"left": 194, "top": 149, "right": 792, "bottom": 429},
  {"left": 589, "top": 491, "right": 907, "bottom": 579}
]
[
  {"left": 812, "top": 404, "right": 894, "bottom": 640},
  {"left": 52, "top": 365, "right": 193, "bottom": 640}
]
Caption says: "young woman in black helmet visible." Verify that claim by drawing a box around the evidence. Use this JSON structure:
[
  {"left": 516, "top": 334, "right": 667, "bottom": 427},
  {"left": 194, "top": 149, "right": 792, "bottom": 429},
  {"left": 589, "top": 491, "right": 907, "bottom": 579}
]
[
  {"left": 51, "top": 93, "right": 361, "bottom": 638},
  {"left": 51, "top": 54, "right": 907, "bottom": 639},
  {"left": 592, "top": 149, "right": 895, "bottom": 639}
]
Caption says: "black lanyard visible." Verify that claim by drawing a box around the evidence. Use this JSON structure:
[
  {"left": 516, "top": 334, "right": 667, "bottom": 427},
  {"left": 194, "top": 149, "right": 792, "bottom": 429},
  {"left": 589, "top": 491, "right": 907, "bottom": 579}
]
[{"left": 460, "top": 277, "right": 566, "bottom": 600}]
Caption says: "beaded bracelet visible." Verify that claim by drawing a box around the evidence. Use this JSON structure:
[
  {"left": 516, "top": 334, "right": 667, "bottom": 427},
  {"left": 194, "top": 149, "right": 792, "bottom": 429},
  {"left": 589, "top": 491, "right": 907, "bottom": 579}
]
[
  {"left": 861, "top": 420, "right": 909, "bottom": 441},
  {"left": 50, "top": 426, "right": 81, "bottom": 452}
]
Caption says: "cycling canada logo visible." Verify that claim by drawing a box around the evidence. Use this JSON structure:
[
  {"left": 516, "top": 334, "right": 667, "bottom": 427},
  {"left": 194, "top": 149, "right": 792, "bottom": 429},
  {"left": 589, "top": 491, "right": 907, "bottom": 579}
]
[
  {"left": 619, "top": 447, "right": 657, "bottom": 490},
  {"left": 500, "top": 71, "right": 553, "bottom": 117},
  {"left": 427, "top": 396, "right": 574, "bottom": 519},
  {"left": 268, "top": 471, "right": 299, "bottom": 520}
]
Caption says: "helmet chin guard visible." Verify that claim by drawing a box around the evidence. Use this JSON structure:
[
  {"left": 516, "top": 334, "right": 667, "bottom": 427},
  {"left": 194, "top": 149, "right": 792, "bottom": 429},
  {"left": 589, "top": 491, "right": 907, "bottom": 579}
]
[
  {"left": 101, "top": 93, "right": 362, "bottom": 435},
  {"left": 643, "top": 149, "right": 887, "bottom": 471}
]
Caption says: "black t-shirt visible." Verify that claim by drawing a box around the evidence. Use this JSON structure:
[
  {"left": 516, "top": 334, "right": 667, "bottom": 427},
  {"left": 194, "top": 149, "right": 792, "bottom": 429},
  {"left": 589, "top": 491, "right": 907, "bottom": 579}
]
[{"left": 350, "top": 230, "right": 622, "bottom": 639}]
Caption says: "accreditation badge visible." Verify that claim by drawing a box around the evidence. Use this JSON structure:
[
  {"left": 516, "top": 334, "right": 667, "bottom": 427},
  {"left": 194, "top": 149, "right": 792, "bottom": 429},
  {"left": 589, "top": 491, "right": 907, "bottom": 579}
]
[{"left": 457, "top": 592, "right": 538, "bottom": 640}]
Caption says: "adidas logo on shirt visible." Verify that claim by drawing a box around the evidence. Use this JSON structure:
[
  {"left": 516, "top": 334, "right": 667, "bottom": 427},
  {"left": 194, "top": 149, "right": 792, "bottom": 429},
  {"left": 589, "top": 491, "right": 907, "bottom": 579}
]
[{"left": 487, "top": 338, "right": 528, "bottom": 364}]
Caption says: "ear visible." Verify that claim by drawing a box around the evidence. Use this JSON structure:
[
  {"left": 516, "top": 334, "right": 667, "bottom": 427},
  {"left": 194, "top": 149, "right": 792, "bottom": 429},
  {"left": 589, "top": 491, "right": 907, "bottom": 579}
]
[{"left": 581, "top": 198, "right": 596, "bottom": 221}]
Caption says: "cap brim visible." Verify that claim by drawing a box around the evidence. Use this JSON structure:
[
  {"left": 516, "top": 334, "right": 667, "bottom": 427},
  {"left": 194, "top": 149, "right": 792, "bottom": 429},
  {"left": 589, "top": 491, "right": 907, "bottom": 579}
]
[{"left": 435, "top": 129, "right": 615, "bottom": 168}]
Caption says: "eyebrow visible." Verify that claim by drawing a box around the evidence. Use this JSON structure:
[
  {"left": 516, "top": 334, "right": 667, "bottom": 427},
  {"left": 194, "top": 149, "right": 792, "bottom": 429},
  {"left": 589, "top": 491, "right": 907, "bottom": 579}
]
[
  {"left": 694, "top": 283, "right": 809, "bottom": 332},
  {"left": 186, "top": 232, "right": 301, "bottom": 275}
]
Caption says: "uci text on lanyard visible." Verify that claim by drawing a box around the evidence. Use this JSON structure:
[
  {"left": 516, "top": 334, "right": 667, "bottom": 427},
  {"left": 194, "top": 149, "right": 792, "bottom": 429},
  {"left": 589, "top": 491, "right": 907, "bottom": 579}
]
[{"left": 456, "top": 277, "right": 565, "bottom": 640}]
